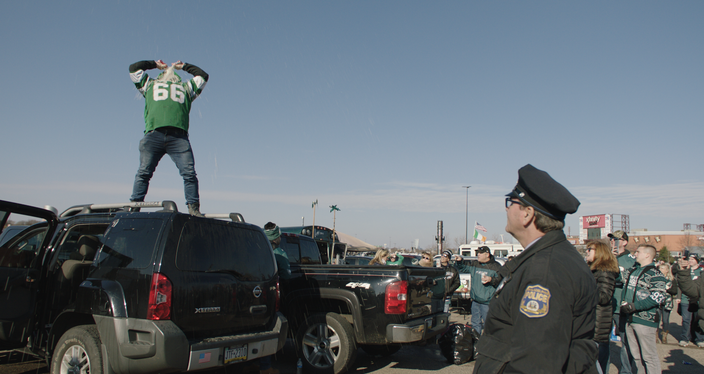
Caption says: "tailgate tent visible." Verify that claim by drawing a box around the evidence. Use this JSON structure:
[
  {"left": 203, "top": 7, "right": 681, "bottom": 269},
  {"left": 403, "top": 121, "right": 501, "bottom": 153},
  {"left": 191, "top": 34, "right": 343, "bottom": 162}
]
[{"left": 337, "top": 232, "right": 378, "bottom": 252}]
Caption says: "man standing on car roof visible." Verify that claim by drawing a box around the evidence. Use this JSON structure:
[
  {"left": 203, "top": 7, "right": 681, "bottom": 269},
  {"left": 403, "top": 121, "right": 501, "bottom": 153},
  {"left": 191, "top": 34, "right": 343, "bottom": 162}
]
[
  {"left": 473, "top": 164, "right": 597, "bottom": 374},
  {"left": 128, "top": 59, "right": 208, "bottom": 217},
  {"left": 452, "top": 246, "right": 501, "bottom": 335}
]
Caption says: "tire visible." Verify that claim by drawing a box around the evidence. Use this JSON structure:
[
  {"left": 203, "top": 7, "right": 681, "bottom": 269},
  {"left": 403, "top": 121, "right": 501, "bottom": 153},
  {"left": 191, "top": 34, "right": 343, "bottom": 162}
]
[
  {"left": 51, "top": 325, "right": 104, "bottom": 374},
  {"left": 295, "top": 312, "right": 357, "bottom": 374},
  {"left": 359, "top": 344, "right": 402, "bottom": 357}
]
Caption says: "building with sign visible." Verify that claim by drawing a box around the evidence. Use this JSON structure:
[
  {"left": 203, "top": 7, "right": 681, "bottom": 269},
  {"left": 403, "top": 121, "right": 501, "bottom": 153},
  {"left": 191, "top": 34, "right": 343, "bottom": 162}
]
[
  {"left": 580, "top": 213, "right": 704, "bottom": 257},
  {"left": 579, "top": 214, "right": 630, "bottom": 243}
]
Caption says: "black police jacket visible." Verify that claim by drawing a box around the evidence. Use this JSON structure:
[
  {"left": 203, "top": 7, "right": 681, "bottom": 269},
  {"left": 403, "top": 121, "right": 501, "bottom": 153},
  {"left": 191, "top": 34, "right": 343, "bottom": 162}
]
[{"left": 473, "top": 230, "right": 598, "bottom": 374}]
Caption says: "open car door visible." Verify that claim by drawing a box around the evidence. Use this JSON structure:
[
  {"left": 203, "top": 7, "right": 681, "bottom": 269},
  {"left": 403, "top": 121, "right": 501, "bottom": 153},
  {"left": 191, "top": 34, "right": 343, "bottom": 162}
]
[{"left": 0, "top": 200, "right": 58, "bottom": 349}]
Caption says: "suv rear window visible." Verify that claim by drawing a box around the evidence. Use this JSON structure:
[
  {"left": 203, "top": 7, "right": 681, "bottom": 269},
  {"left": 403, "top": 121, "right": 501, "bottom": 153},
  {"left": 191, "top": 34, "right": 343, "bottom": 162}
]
[
  {"left": 96, "top": 218, "right": 163, "bottom": 269},
  {"left": 175, "top": 221, "right": 275, "bottom": 281}
]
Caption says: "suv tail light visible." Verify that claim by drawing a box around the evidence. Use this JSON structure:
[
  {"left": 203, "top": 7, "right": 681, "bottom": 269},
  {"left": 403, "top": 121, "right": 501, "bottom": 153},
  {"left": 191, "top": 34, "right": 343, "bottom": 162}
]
[
  {"left": 385, "top": 280, "right": 408, "bottom": 314},
  {"left": 147, "top": 273, "right": 172, "bottom": 320}
]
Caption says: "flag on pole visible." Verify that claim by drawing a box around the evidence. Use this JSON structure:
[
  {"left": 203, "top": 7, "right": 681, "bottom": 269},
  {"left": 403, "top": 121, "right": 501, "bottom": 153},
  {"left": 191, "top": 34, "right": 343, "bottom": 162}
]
[
  {"left": 474, "top": 229, "right": 486, "bottom": 242},
  {"left": 330, "top": 205, "right": 340, "bottom": 212},
  {"left": 475, "top": 222, "right": 487, "bottom": 232}
]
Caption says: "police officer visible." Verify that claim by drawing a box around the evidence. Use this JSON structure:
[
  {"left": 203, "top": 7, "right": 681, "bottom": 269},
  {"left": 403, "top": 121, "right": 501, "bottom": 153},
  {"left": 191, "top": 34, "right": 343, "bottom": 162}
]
[{"left": 473, "top": 164, "right": 597, "bottom": 374}]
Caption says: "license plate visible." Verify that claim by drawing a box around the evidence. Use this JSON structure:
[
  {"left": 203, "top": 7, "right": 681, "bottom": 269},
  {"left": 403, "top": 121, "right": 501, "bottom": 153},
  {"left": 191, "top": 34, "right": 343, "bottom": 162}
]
[{"left": 224, "top": 345, "right": 247, "bottom": 364}]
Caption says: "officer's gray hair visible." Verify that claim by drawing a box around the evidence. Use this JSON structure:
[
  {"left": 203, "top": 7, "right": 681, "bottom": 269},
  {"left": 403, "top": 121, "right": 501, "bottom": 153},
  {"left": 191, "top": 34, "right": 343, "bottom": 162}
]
[{"left": 534, "top": 210, "right": 564, "bottom": 233}]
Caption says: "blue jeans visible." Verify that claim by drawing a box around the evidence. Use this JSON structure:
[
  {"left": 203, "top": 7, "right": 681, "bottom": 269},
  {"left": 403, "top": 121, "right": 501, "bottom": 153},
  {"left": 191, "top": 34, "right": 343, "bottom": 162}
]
[
  {"left": 680, "top": 302, "right": 704, "bottom": 343},
  {"left": 471, "top": 302, "right": 490, "bottom": 335},
  {"left": 131, "top": 129, "right": 199, "bottom": 206}
]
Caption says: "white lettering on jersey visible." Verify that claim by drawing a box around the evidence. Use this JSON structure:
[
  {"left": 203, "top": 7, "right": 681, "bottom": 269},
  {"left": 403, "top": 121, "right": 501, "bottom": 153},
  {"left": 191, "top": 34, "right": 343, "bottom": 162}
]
[{"left": 152, "top": 83, "right": 186, "bottom": 104}]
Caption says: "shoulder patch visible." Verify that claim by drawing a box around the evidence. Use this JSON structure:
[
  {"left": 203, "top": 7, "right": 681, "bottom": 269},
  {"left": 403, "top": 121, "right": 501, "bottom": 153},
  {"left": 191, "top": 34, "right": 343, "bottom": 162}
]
[{"left": 519, "top": 284, "right": 551, "bottom": 318}]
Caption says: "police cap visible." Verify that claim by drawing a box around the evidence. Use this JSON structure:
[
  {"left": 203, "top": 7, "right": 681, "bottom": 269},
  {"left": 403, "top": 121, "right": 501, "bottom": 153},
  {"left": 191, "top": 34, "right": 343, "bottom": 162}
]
[{"left": 506, "top": 164, "right": 580, "bottom": 221}]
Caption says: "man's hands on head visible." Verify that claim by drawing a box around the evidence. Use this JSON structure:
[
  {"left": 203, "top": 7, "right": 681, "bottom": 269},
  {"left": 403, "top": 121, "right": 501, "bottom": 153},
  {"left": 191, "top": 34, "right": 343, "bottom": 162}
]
[
  {"left": 172, "top": 60, "right": 184, "bottom": 70},
  {"left": 155, "top": 60, "right": 167, "bottom": 70}
]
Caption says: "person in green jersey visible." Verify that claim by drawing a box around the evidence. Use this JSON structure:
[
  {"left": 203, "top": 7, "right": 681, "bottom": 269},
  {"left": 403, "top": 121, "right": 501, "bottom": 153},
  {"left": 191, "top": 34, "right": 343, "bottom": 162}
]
[
  {"left": 619, "top": 244, "right": 667, "bottom": 374},
  {"left": 128, "top": 59, "right": 208, "bottom": 216},
  {"left": 259, "top": 222, "right": 289, "bottom": 374}
]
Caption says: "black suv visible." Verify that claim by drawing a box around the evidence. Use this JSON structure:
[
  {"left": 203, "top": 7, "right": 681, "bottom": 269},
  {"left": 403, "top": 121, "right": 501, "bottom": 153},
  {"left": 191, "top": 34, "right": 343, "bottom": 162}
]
[{"left": 0, "top": 200, "right": 287, "bottom": 374}]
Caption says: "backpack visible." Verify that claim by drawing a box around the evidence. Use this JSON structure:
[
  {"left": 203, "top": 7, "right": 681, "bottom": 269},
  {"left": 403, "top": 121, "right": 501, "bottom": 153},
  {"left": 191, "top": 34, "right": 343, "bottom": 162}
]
[{"left": 438, "top": 323, "right": 479, "bottom": 365}]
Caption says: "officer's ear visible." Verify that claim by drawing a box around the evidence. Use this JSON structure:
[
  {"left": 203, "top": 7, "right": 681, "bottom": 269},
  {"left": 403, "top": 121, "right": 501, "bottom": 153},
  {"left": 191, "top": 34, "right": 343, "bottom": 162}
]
[{"left": 521, "top": 205, "right": 535, "bottom": 226}]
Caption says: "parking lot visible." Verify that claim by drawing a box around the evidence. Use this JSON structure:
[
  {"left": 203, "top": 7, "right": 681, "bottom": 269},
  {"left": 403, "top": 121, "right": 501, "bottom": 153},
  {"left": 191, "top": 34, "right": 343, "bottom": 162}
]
[{"left": 3, "top": 308, "right": 702, "bottom": 374}]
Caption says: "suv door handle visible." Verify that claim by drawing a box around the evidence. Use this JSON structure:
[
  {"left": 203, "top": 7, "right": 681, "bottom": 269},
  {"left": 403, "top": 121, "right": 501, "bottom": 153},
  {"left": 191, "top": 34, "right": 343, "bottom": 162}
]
[{"left": 250, "top": 305, "right": 267, "bottom": 315}]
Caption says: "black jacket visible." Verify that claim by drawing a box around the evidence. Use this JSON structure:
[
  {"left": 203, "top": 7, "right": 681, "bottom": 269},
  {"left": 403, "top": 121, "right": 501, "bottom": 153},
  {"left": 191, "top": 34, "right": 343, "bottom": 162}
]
[
  {"left": 676, "top": 268, "right": 704, "bottom": 332},
  {"left": 442, "top": 264, "right": 460, "bottom": 295},
  {"left": 592, "top": 269, "right": 618, "bottom": 343},
  {"left": 473, "top": 230, "right": 598, "bottom": 374}
]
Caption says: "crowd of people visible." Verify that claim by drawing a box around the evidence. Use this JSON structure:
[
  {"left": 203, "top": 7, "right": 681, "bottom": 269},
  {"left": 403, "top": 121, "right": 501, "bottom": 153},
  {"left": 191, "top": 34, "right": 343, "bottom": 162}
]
[{"left": 375, "top": 165, "right": 703, "bottom": 374}]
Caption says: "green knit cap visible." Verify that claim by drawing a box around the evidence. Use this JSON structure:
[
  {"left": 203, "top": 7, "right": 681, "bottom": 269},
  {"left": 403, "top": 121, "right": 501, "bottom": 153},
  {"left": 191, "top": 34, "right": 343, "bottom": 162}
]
[{"left": 264, "top": 224, "right": 281, "bottom": 241}]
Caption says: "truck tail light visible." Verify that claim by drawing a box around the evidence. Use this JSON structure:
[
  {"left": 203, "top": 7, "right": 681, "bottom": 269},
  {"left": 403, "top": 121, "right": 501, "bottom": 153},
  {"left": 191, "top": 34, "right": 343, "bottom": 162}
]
[
  {"left": 385, "top": 280, "right": 408, "bottom": 314},
  {"left": 147, "top": 272, "right": 172, "bottom": 320}
]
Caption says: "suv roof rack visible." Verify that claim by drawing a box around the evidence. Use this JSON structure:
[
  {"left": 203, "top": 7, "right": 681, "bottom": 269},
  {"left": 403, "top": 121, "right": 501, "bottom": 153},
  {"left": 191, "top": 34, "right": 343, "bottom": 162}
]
[
  {"left": 60, "top": 201, "right": 178, "bottom": 218},
  {"left": 59, "top": 201, "right": 246, "bottom": 222},
  {"left": 203, "top": 213, "right": 245, "bottom": 223}
]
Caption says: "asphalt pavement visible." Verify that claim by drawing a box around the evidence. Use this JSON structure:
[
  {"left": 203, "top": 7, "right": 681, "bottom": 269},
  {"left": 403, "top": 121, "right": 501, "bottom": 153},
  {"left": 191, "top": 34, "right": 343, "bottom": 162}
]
[{"left": 1, "top": 307, "right": 702, "bottom": 374}]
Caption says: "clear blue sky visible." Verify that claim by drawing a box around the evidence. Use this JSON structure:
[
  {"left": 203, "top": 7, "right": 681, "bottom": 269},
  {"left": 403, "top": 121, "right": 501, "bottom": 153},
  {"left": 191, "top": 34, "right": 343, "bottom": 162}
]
[{"left": 1, "top": 1, "right": 702, "bottom": 249}]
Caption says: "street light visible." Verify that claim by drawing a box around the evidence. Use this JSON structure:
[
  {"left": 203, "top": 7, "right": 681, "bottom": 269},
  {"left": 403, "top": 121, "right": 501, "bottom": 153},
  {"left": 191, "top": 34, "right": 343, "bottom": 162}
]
[{"left": 463, "top": 186, "right": 471, "bottom": 244}]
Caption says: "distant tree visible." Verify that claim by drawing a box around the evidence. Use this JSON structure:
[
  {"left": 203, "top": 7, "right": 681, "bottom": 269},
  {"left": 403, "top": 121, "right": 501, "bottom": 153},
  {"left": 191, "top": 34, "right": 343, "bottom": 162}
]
[
  {"left": 5, "top": 220, "right": 40, "bottom": 227},
  {"left": 680, "top": 231, "right": 700, "bottom": 251},
  {"left": 452, "top": 236, "right": 467, "bottom": 248},
  {"left": 657, "top": 246, "right": 672, "bottom": 263}
]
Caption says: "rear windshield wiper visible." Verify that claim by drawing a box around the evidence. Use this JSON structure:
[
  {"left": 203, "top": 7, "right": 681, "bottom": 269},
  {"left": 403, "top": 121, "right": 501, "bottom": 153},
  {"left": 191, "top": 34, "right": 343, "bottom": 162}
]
[{"left": 205, "top": 269, "right": 243, "bottom": 277}]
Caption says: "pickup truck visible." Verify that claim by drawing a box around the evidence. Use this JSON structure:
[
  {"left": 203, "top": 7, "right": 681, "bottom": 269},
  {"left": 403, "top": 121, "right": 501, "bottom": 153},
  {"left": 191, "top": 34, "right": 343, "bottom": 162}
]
[
  {"left": 0, "top": 200, "right": 287, "bottom": 374},
  {"left": 277, "top": 232, "right": 450, "bottom": 374}
]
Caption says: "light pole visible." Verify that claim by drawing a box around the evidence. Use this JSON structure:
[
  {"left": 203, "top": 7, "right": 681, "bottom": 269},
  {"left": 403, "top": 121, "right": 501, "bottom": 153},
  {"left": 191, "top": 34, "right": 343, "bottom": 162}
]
[{"left": 463, "top": 186, "right": 471, "bottom": 244}]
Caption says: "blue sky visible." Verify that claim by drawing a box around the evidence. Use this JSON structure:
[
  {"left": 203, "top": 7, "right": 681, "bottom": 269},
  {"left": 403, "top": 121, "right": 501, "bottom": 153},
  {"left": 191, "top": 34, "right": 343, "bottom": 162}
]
[{"left": 1, "top": 1, "right": 702, "bottom": 249}]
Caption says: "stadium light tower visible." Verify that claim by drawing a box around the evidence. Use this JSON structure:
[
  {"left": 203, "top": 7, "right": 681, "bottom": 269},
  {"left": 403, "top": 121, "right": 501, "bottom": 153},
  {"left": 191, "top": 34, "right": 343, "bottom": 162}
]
[{"left": 463, "top": 186, "right": 471, "bottom": 244}]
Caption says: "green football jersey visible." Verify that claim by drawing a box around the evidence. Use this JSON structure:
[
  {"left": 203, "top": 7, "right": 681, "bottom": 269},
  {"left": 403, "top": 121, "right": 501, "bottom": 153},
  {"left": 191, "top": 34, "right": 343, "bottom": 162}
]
[{"left": 130, "top": 69, "right": 207, "bottom": 133}]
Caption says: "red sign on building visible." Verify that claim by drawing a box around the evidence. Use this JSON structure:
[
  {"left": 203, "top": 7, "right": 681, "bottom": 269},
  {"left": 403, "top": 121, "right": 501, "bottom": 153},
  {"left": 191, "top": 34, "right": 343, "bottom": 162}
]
[{"left": 583, "top": 215, "right": 606, "bottom": 228}]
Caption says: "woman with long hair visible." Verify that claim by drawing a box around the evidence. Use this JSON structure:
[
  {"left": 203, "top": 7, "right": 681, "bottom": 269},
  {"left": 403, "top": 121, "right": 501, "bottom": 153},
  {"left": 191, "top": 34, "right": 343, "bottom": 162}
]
[
  {"left": 368, "top": 249, "right": 389, "bottom": 265},
  {"left": 585, "top": 240, "right": 620, "bottom": 374}
]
